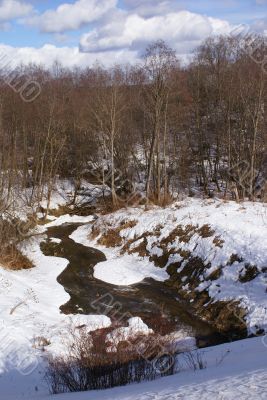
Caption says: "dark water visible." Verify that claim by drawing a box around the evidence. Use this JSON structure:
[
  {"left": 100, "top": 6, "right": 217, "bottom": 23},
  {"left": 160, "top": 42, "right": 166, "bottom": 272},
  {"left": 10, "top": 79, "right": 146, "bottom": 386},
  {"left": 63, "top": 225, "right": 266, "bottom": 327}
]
[{"left": 41, "top": 223, "right": 224, "bottom": 345}]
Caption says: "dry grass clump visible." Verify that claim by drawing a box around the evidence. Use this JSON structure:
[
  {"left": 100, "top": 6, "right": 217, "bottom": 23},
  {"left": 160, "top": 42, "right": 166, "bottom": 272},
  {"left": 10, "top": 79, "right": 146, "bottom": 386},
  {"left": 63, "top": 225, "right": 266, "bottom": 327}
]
[
  {"left": 213, "top": 236, "right": 224, "bottom": 248},
  {"left": 96, "top": 219, "right": 137, "bottom": 248},
  {"left": 97, "top": 228, "right": 123, "bottom": 247},
  {"left": 0, "top": 217, "right": 34, "bottom": 270},
  {"left": 1, "top": 245, "right": 33, "bottom": 270},
  {"left": 197, "top": 224, "right": 215, "bottom": 238},
  {"left": 128, "top": 237, "right": 150, "bottom": 257}
]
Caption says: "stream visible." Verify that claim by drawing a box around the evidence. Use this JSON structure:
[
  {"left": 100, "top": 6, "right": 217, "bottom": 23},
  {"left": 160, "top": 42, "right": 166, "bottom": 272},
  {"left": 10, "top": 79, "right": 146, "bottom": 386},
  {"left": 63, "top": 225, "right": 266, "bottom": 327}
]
[{"left": 41, "top": 223, "right": 225, "bottom": 346}]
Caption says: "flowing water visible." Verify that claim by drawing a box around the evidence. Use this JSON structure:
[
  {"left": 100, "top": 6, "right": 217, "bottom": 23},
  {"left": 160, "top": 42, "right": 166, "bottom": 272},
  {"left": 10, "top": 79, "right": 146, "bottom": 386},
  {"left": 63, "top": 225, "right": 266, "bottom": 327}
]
[{"left": 41, "top": 223, "right": 225, "bottom": 346}]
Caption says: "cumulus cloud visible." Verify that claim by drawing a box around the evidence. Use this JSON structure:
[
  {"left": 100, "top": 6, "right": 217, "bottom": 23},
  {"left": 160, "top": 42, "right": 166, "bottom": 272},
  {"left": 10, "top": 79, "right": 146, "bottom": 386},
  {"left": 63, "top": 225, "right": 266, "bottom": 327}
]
[
  {"left": 80, "top": 10, "right": 234, "bottom": 56},
  {"left": 0, "top": 0, "right": 32, "bottom": 21},
  {"left": 26, "top": 0, "right": 117, "bottom": 33},
  {"left": 0, "top": 1, "right": 248, "bottom": 68},
  {"left": 0, "top": 43, "right": 138, "bottom": 69}
]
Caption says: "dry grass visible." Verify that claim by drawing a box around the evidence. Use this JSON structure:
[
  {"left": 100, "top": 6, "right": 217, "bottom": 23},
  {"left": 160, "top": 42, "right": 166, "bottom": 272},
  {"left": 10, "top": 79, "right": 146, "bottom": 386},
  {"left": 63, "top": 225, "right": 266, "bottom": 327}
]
[
  {"left": 1, "top": 246, "right": 33, "bottom": 270},
  {"left": 239, "top": 264, "right": 259, "bottom": 283},
  {"left": 97, "top": 228, "right": 123, "bottom": 247},
  {"left": 37, "top": 217, "right": 55, "bottom": 225},
  {"left": 122, "top": 224, "right": 162, "bottom": 257},
  {"left": 128, "top": 237, "right": 149, "bottom": 257},
  {"left": 0, "top": 215, "right": 35, "bottom": 270},
  {"left": 146, "top": 193, "right": 174, "bottom": 207},
  {"left": 90, "top": 225, "right": 101, "bottom": 240},
  {"left": 197, "top": 224, "right": 215, "bottom": 238},
  {"left": 213, "top": 236, "right": 224, "bottom": 248},
  {"left": 97, "top": 220, "right": 137, "bottom": 248},
  {"left": 160, "top": 225, "right": 196, "bottom": 246},
  {"left": 99, "top": 195, "right": 145, "bottom": 215},
  {"left": 93, "top": 218, "right": 218, "bottom": 273},
  {"left": 228, "top": 254, "right": 244, "bottom": 265}
]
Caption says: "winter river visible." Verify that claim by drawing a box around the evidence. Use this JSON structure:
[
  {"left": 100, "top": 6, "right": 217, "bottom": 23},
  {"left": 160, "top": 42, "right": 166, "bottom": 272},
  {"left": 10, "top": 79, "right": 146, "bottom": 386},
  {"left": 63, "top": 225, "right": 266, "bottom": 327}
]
[{"left": 41, "top": 223, "right": 225, "bottom": 346}]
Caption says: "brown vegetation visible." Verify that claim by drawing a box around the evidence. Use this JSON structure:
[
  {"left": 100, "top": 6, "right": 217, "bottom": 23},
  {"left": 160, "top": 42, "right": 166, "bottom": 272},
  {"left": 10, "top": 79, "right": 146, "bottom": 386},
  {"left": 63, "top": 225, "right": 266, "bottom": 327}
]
[
  {"left": 45, "top": 325, "right": 176, "bottom": 394},
  {"left": 0, "top": 217, "right": 35, "bottom": 270},
  {"left": 96, "top": 219, "right": 137, "bottom": 248},
  {"left": 0, "top": 36, "right": 265, "bottom": 228},
  {"left": 0, "top": 245, "right": 33, "bottom": 270}
]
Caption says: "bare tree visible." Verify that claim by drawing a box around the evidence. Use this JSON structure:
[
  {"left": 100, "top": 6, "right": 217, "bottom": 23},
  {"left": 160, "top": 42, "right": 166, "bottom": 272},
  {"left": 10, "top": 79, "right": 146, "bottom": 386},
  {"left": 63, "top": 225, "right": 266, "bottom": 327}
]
[{"left": 143, "top": 40, "right": 178, "bottom": 204}]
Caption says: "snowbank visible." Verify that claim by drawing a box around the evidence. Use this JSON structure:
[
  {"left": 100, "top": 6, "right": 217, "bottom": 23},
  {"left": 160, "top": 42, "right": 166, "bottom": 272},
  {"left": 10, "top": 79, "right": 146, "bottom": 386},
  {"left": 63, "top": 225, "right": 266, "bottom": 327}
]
[
  {"left": 94, "top": 255, "right": 168, "bottom": 285},
  {"left": 1, "top": 197, "right": 267, "bottom": 399},
  {"left": 106, "top": 317, "right": 153, "bottom": 348},
  {"left": 0, "top": 232, "right": 111, "bottom": 375},
  {"left": 45, "top": 214, "right": 94, "bottom": 228},
  {"left": 50, "top": 336, "right": 267, "bottom": 400},
  {"left": 4, "top": 336, "right": 267, "bottom": 399},
  {"left": 71, "top": 198, "right": 267, "bottom": 334}
]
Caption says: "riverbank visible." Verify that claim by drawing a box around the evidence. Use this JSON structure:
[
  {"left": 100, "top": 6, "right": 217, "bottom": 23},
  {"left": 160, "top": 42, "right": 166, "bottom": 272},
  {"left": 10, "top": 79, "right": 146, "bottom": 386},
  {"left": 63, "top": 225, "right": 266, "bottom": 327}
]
[
  {"left": 0, "top": 210, "right": 200, "bottom": 398},
  {"left": 0, "top": 196, "right": 266, "bottom": 398},
  {"left": 70, "top": 198, "right": 267, "bottom": 337},
  {"left": 0, "top": 214, "right": 112, "bottom": 371},
  {"left": 43, "top": 222, "right": 218, "bottom": 343}
]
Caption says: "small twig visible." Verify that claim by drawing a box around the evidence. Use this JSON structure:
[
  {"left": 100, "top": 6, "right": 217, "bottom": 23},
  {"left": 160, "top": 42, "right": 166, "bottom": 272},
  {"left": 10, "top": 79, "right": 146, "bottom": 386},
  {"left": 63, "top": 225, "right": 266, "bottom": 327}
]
[{"left": 10, "top": 300, "right": 26, "bottom": 315}]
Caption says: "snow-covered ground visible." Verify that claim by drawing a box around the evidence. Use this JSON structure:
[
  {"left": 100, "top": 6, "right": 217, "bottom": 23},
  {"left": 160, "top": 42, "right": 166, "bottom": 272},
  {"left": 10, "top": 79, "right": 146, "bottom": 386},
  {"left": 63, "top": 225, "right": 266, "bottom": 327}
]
[
  {"left": 0, "top": 214, "right": 112, "bottom": 368},
  {"left": 1, "top": 196, "right": 267, "bottom": 399},
  {"left": 93, "top": 255, "right": 168, "bottom": 285},
  {"left": 0, "top": 212, "right": 193, "bottom": 399},
  {"left": 71, "top": 198, "right": 267, "bottom": 334},
  {"left": 50, "top": 336, "right": 267, "bottom": 400},
  {"left": 2, "top": 336, "right": 267, "bottom": 399}
]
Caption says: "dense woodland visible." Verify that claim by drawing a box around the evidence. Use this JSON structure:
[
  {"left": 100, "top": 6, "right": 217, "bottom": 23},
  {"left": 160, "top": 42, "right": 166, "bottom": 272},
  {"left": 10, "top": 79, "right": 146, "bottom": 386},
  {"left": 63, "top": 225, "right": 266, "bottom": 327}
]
[{"left": 0, "top": 34, "right": 266, "bottom": 218}]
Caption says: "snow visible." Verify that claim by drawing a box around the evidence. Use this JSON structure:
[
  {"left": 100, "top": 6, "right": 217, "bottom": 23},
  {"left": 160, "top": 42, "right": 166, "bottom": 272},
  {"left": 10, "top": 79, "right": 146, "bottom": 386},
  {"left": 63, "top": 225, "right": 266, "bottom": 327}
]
[
  {"left": 106, "top": 317, "right": 153, "bottom": 350},
  {"left": 94, "top": 255, "right": 168, "bottom": 286},
  {"left": 1, "top": 196, "right": 267, "bottom": 399},
  {"left": 0, "top": 215, "right": 111, "bottom": 373},
  {"left": 71, "top": 198, "right": 267, "bottom": 334},
  {"left": 50, "top": 237, "right": 62, "bottom": 244},
  {"left": 165, "top": 331, "right": 196, "bottom": 352},
  {"left": 51, "top": 336, "right": 267, "bottom": 400},
  {"left": 39, "top": 179, "right": 110, "bottom": 211},
  {"left": 45, "top": 214, "right": 94, "bottom": 227},
  {"left": 3, "top": 336, "right": 267, "bottom": 399},
  {"left": 69, "top": 223, "right": 93, "bottom": 246},
  {"left": 70, "top": 224, "right": 168, "bottom": 286},
  {"left": 0, "top": 231, "right": 111, "bottom": 379}
]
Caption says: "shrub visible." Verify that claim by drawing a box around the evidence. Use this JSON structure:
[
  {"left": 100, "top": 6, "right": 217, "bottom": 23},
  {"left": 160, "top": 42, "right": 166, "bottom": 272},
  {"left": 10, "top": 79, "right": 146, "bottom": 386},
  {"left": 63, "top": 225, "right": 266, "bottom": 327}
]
[
  {"left": 0, "top": 216, "right": 34, "bottom": 270},
  {"left": 45, "top": 327, "right": 176, "bottom": 394}
]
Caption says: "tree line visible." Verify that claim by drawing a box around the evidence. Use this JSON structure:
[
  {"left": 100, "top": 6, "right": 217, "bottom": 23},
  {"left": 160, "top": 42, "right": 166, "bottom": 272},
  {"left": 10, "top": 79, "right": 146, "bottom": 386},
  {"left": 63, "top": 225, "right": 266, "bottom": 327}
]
[{"left": 0, "top": 34, "right": 266, "bottom": 214}]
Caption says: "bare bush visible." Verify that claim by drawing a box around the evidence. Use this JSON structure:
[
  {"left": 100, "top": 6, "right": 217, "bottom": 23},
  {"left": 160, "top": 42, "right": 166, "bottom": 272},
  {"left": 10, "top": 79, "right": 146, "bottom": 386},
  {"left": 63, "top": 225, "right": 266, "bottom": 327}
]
[
  {"left": 0, "top": 212, "right": 35, "bottom": 270},
  {"left": 45, "top": 327, "right": 176, "bottom": 394}
]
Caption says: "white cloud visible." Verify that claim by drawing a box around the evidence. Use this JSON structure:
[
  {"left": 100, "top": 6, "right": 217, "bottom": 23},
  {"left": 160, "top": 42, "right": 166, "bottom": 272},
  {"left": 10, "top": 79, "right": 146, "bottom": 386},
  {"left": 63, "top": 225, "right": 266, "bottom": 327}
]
[
  {"left": 0, "top": 0, "right": 32, "bottom": 21},
  {"left": 80, "top": 11, "right": 234, "bottom": 56},
  {"left": 0, "top": 43, "right": 138, "bottom": 69},
  {"left": 0, "top": 2, "right": 242, "bottom": 68},
  {"left": 26, "top": 0, "right": 117, "bottom": 33}
]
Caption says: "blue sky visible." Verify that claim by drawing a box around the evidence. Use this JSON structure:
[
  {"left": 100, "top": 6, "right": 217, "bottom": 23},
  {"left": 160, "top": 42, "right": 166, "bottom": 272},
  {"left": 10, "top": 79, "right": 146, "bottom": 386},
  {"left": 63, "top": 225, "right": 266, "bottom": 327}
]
[{"left": 0, "top": 0, "right": 266, "bottom": 67}]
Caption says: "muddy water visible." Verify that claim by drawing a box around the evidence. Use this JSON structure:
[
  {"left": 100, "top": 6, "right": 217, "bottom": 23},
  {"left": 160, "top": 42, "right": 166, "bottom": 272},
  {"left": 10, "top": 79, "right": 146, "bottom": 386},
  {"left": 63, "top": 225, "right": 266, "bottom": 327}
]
[{"left": 41, "top": 223, "right": 224, "bottom": 345}]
